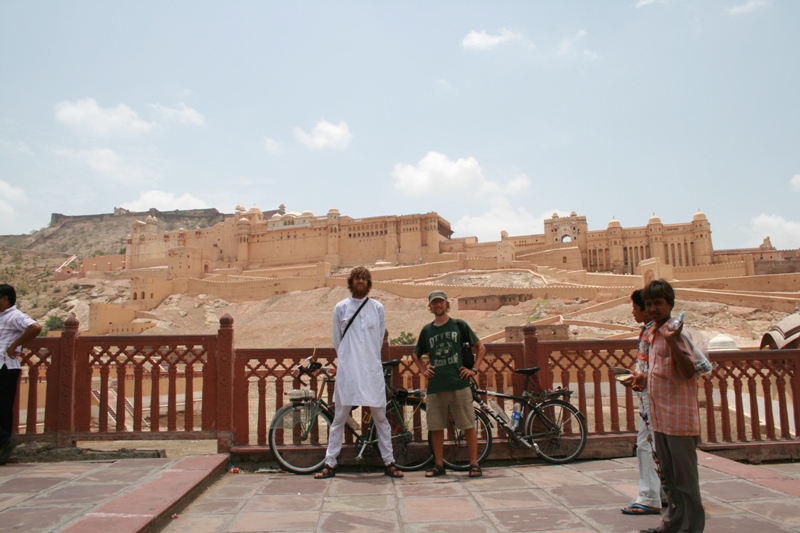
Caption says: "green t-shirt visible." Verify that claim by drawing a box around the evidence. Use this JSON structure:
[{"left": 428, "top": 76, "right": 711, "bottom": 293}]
[{"left": 414, "top": 318, "right": 478, "bottom": 394}]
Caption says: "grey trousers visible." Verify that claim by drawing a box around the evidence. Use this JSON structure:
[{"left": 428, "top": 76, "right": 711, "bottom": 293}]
[{"left": 654, "top": 432, "right": 705, "bottom": 533}]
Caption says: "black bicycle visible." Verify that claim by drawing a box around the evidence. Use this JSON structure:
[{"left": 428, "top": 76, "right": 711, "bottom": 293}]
[
  {"left": 269, "top": 357, "right": 432, "bottom": 474},
  {"left": 438, "top": 366, "right": 587, "bottom": 469}
]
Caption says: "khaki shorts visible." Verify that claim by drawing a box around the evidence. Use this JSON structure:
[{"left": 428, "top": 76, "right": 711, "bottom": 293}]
[{"left": 426, "top": 387, "right": 475, "bottom": 431}]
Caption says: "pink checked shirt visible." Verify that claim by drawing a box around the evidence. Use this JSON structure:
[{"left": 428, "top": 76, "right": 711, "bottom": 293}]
[{"left": 644, "top": 322, "right": 700, "bottom": 436}]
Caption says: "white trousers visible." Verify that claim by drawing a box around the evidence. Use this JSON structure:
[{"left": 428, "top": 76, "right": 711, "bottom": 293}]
[
  {"left": 324, "top": 403, "right": 394, "bottom": 468},
  {"left": 636, "top": 393, "right": 664, "bottom": 509}
]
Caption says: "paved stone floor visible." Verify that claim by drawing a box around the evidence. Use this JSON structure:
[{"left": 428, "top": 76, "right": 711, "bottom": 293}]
[
  {"left": 162, "top": 451, "right": 800, "bottom": 533},
  {"left": 0, "top": 450, "right": 798, "bottom": 532}
]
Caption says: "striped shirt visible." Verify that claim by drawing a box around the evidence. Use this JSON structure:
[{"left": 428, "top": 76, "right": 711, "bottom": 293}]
[
  {"left": 0, "top": 305, "right": 37, "bottom": 370},
  {"left": 644, "top": 322, "right": 700, "bottom": 436}
]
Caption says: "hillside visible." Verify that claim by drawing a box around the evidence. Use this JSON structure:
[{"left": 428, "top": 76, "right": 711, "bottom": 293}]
[
  {"left": 0, "top": 208, "right": 228, "bottom": 259},
  {"left": 136, "top": 286, "right": 781, "bottom": 350}
]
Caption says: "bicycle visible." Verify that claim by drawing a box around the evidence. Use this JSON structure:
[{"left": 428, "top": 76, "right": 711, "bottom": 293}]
[
  {"left": 438, "top": 366, "right": 587, "bottom": 469},
  {"left": 269, "top": 356, "right": 432, "bottom": 474}
]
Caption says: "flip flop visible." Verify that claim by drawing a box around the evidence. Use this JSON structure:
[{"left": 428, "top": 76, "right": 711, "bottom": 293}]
[{"left": 621, "top": 503, "right": 662, "bottom": 515}]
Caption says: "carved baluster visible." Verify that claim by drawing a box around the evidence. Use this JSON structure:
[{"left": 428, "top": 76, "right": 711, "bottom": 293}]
[{"left": 747, "top": 375, "right": 760, "bottom": 441}]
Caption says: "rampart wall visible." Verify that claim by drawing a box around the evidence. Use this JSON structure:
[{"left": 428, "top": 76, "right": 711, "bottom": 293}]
[
  {"left": 82, "top": 253, "right": 126, "bottom": 272},
  {"left": 672, "top": 261, "right": 751, "bottom": 280},
  {"left": 673, "top": 273, "right": 800, "bottom": 292}
]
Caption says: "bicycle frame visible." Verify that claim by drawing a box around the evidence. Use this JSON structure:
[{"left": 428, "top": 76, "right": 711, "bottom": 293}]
[{"left": 289, "top": 357, "right": 426, "bottom": 462}]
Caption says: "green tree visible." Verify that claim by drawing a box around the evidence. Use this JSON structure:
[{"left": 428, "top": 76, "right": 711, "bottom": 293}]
[{"left": 389, "top": 331, "right": 417, "bottom": 346}]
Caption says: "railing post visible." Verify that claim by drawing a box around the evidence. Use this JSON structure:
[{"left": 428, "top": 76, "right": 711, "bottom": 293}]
[
  {"left": 56, "top": 316, "right": 79, "bottom": 447},
  {"left": 524, "top": 324, "right": 552, "bottom": 391},
  {"left": 216, "top": 313, "right": 235, "bottom": 453}
]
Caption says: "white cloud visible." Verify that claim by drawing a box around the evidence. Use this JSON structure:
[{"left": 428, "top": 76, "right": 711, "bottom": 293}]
[
  {"left": 0, "top": 181, "right": 28, "bottom": 231},
  {"left": 791, "top": 174, "right": 800, "bottom": 192},
  {"left": 750, "top": 214, "right": 800, "bottom": 249},
  {"left": 55, "top": 98, "right": 154, "bottom": 135},
  {"left": 150, "top": 103, "right": 205, "bottom": 126},
  {"left": 392, "top": 151, "right": 484, "bottom": 195},
  {"left": 435, "top": 79, "right": 452, "bottom": 91},
  {"left": 392, "top": 151, "right": 531, "bottom": 198},
  {"left": 0, "top": 180, "right": 27, "bottom": 202},
  {"left": 558, "top": 30, "right": 598, "bottom": 60},
  {"left": 455, "top": 202, "right": 567, "bottom": 242},
  {"left": 0, "top": 139, "right": 33, "bottom": 156},
  {"left": 120, "top": 190, "right": 208, "bottom": 212},
  {"left": 293, "top": 120, "right": 352, "bottom": 150},
  {"left": 264, "top": 136, "right": 283, "bottom": 154},
  {"left": 635, "top": 0, "right": 675, "bottom": 7},
  {"left": 462, "top": 28, "right": 526, "bottom": 51},
  {"left": 728, "top": 1, "right": 768, "bottom": 15},
  {"left": 56, "top": 147, "right": 144, "bottom": 181}
]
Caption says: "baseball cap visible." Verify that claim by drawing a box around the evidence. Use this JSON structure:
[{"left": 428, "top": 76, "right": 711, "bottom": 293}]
[{"left": 428, "top": 290, "right": 448, "bottom": 303}]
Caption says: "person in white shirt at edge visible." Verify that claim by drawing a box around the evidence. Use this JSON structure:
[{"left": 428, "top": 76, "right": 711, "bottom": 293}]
[
  {"left": 0, "top": 284, "right": 42, "bottom": 465},
  {"left": 621, "top": 289, "right": 667, "bottom": 515},
  {"left": 314, "top": 267, "right": 403, "bottom": 479}
]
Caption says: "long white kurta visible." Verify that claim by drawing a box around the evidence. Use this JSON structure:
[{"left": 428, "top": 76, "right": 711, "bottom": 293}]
[{"left": 331, "top": 296, "right": 386, "bottom": 407}]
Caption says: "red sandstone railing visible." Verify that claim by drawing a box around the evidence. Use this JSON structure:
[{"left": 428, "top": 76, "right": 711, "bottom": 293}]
[{"left": 14, "top": 315, "right": 800, "bottom": 463}]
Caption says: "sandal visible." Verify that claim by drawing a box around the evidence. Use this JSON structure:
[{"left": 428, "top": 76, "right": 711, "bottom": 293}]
[
  {"left": 314, "top": 465, "right": 336, "bottom": 479},
  {"left": 425, "top": 464, "right": 446, "bottom": 477},
  {"left": 468, "top": 464, "right": 483, "bottom": 478},
  {"left": 384, "top": 462, "right": 404, "bottom": 478},
  {"left": 622, "top": 503, "right": 661, "bottom": 515}
]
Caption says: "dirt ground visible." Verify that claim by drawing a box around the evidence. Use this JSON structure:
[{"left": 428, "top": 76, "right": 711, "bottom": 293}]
[{"left": 137, "top": 282, "right": 784, "bottom": 350}]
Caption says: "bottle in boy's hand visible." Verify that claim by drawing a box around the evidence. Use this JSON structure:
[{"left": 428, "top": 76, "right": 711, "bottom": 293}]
[{"left": 667, "top": 311, "right": 685, "bottom": 331}]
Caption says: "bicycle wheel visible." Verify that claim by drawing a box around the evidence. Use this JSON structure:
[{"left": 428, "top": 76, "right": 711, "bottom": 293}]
[
  {"left": 269, "top": 403, "right": 332, "bottom": 474},
  {"left": 435, "top": 407, "right": 492, "bottom": 471},
  {"left": 524, "top": 399, "right": 587, "bottom": 464},
  {"left": 385, "top": 397, "right": 432, "bottom": 471}
]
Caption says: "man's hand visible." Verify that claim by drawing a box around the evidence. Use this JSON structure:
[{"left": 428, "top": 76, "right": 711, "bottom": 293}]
[
  {"left": 459, "top": 366, "right": 477, "bottom": 380},
  {"left": 631, "top": 371, "right": 648, "bottom": 392},
  {"left": 422, "top": 364, "right": 435, "bottom": 379}
]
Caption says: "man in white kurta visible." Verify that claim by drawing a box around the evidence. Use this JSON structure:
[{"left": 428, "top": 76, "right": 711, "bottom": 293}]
[{"left": 316, "top": 267, "right": 402, "bottom": 478}]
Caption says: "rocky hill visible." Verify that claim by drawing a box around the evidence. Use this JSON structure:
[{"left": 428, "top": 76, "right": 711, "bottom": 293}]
[{"left": 0, "top": 208, "right": 228, "bottom": 259}]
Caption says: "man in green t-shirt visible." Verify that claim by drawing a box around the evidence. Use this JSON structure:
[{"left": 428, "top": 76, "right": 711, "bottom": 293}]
[{"left": 412, "top": 290, "right": 485, "bottom": 478}]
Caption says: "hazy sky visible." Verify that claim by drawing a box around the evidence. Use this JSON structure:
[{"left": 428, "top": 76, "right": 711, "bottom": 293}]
[{"left": 1, "top": 1, "right": 798, "bottom": 251}]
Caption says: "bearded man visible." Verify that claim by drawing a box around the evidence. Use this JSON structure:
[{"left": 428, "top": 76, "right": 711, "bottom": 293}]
[{"left": 314, "top": 267, "right": 403, "bottom": 479}]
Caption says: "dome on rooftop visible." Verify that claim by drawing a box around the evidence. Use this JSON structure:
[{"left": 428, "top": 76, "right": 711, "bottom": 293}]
[
  {"left": 648, "top": 214, "right": 662, "bottom": 225},
  {"left": 608, "top": 218, "right": 621, "bottom": 228},
  {"left": 708, "top": 334, "right": 738, "bottom": 351},
  {"left": 693, "top": 210, "right": 707, "bottom": 222}
]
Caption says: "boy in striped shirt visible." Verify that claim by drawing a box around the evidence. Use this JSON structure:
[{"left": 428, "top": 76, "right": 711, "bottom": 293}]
[{"left": 640, "top": 279, "right": 704, "bottom": 533}]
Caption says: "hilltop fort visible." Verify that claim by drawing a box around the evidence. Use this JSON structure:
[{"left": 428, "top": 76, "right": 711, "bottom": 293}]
[{"left": 50, "top": 204, "right": 799, "bottom": 335}]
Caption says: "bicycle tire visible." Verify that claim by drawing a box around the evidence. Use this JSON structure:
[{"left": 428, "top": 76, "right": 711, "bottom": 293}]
[
  {"left": 434, "top": 407, "right": 492, "bottom": 471},
  {"left": 269, "top": 402, "right": 333, "bottom": 474},
  {"left": 385, "top": 397, "right": 433, "bottom": 471},
  {"left": 524, "top": 399, "right": 587, "bottom": 464}
]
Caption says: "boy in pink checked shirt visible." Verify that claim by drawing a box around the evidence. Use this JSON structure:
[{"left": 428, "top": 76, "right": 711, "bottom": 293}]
[{"left": 640, "top": 279, "right": 704, "bottom": 533}]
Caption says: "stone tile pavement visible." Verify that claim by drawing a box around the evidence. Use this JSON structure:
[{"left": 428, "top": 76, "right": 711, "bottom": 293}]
[
  {"left": 161, "top": 450, "right": 800, "bottom": 533},
  {"left": 0, "top": 450, "right": 798, "bottom": 532}
]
